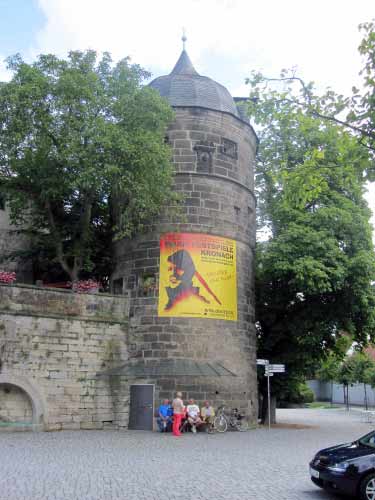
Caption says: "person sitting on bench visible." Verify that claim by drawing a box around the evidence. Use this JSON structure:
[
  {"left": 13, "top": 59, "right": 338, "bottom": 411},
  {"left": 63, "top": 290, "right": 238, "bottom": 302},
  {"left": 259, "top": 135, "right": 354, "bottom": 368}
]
[
  {"left": 157, "top": 399, "right": 173, "bottom": 432},
  {"left": 201, "top": 400, "right": 215, "bottom": 430},
  {"left": 186, "top": 398, "right": 202, "bottom": 433}
]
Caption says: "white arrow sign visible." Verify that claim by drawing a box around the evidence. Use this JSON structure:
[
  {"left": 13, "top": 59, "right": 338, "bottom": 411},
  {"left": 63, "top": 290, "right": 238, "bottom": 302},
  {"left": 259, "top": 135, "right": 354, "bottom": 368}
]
[{"left": 268, "top": 364, "right": 285, "bottom": 372}]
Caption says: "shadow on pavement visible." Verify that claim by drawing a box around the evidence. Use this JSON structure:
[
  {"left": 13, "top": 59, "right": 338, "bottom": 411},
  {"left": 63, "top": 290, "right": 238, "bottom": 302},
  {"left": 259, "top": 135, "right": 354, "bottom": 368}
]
[{"left": 301, "top": 490, "right": 343, "bottom": 499}]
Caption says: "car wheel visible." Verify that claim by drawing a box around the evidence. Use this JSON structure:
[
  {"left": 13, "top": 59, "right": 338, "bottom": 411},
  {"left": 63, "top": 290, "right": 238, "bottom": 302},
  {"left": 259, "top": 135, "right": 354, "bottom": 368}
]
[{"left": 360, "top": 473, "right": 375, "bottom": 500}]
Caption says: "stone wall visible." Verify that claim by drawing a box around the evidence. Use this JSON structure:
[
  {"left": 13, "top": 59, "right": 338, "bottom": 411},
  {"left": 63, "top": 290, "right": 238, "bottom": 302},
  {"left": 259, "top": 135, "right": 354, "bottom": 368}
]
[
  {"left": 0, "top": 284, "right": 130, "bottom": 431},
  {"left": 113, "top": 107, "right": 258, "bottom": 422},
  {"left": 0, "top": 384, "right": 32, "bottom": 423}
]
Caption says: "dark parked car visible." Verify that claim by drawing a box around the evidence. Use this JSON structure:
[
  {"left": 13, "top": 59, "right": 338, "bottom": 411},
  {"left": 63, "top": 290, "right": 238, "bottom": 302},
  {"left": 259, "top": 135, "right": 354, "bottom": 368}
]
[{"left": 310, "top": 430, "right": 375, "bottom": 499}]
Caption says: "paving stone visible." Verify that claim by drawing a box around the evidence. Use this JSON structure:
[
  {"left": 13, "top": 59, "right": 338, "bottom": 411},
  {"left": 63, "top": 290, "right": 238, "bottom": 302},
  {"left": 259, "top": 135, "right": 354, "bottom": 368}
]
[{"left": 1, "top": 408, "right": 373, "bottom": 500}]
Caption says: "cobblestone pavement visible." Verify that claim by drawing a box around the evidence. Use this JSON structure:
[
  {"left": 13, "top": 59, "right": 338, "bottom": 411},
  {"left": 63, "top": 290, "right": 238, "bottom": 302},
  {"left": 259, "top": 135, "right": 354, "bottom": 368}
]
[{"left": 1, "top": 408, "right": 373, "bottom": 500}]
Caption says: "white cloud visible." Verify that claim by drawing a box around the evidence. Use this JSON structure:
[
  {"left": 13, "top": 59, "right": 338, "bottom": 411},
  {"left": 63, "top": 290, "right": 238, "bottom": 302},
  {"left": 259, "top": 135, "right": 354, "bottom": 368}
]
[
  {"left": 33, "top": 0, "right": 374, "bottom": 95},
  {"left": 28, "top": 0, "right": 375, "bottom": 228},
  {"left": 0, "top": 56, "right": 11, "bottom": 82}
]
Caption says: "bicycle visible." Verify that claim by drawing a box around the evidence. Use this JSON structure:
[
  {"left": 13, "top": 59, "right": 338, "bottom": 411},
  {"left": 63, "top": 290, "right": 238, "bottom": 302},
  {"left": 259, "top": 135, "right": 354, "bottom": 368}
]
[{"left": 212, "top": 406, "right": 249, "bottom": 433}]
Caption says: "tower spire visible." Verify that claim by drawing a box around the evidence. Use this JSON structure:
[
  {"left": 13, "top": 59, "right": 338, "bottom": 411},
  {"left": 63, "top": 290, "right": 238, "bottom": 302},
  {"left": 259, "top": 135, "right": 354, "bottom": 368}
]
[
  {"left": 182, "top": 28, "right": 187, "bottom": 51},
  {"left": 171, "top": 28, "right": 198, "bottom": 75}
]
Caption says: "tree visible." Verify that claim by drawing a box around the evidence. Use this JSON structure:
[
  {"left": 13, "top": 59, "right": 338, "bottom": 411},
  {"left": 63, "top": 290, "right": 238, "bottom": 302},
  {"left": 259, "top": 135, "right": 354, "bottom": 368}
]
[
  {"left": 336, "top": 356, "right": 355, "bottom": 410},
  {"left": 349, "top": 352, "right": 374, "bottom": 410},
  {"left": 354, "top": 20, "right": 375, "bottom": 151},
  {"left": 316, "top": 335, "right": 352, "bottom": 405},
  {"left": 246, "top": 20, "right": 375, "bottom": 154},
  {"left": 364, "top": 357, "right": 375, "bottom": 407},
  {"left": 248, "top": 42, "right": 375, "bottom": 416},
  {"left": 317, "top": 349, "right": 375, "bottom": 409},
  {"left": 0, "top": 50, "right": 175, "bottom": 282}
]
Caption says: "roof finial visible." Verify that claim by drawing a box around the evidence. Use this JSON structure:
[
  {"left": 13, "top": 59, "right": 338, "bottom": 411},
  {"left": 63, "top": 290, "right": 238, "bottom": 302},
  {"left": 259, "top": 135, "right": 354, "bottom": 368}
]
[{"left": 182, "top": 28, "right": 187, "bottom": 51}]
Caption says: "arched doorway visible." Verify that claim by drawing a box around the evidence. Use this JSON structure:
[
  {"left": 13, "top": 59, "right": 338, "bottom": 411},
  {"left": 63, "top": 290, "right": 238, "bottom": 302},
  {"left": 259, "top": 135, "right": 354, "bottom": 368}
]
[{"left": 0, "top": 374, "right": 46, "bottom": 431}]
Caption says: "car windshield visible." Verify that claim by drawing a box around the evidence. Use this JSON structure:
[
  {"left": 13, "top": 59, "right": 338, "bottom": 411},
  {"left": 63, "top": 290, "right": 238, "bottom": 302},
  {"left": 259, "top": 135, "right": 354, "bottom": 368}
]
[{"left": 359, "top": 431, "right": 375, "bottom": 448}]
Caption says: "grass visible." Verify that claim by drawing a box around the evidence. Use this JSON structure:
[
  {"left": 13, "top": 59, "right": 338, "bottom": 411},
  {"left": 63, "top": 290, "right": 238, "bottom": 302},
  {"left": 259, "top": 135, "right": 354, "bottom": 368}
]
[{"left": 305, "top": 401, "right": 340, "bottom": 409}]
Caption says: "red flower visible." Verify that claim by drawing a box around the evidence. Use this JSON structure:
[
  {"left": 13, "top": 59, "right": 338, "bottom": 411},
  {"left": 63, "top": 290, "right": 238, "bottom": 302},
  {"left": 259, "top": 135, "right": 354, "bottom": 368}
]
[
  {"left": 71, "top": 279, "right": 100, "bottom": 294},
  {"left": 0, "top": 271, "right": 16, "bottom": 284}
]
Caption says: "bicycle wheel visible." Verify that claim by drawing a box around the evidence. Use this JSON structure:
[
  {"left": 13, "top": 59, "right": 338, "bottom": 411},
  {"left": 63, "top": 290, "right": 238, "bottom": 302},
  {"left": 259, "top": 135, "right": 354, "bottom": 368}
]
[
  {"left": 235, "top": 418, "right": 249, "bottom": 432},
  {"left": 214, "top": 415, "right": 228, "bottom": 433}
]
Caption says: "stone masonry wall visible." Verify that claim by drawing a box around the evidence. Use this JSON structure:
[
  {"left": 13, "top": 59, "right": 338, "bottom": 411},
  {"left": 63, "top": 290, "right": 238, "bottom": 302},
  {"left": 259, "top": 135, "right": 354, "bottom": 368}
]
[
  {"left": 0, "top": 384, "right": 32, "bottom": 423},
  {"left": 113, "top": 107, "right": 258, "bottom": 422},
  {"left": 0, "top": 284, "right": 130, "bottom": 431}
]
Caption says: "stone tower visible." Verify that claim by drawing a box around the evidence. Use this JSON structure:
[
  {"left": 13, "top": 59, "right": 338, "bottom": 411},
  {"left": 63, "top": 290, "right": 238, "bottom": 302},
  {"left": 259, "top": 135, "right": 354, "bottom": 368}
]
[
  {"left": 0, "top": 203, "right": 32, "bottom": 283},
  {"left": 112, "top": 47, "right": 258, "bottom": 422}
]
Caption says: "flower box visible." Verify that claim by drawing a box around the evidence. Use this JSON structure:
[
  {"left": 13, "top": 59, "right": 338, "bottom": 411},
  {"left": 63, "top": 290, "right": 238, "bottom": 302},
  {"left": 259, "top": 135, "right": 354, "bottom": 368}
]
[
  {"left": 0, "top": 271, "right": 16, "bottom": 284},
  {"left": 71, "top": 279, "right": 100, "bottom": 294}
]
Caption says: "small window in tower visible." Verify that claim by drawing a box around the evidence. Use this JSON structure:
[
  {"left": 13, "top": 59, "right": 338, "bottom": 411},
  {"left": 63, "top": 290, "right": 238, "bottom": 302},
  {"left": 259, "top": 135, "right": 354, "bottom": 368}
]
[
  {"left": 194, "top": 142, "right": 215, "bottom": 173},
  {"left": 221, "top": 138, "right": 238, "bottom": 159},
  {"left": 0, "top": 192, "right": 5, "bottom": 211},
  {"left": 112, "top": 278, "right": 124, "bottom": 295},
  {"left": 140, "top": 273, "right": 157, "bottom": 296}
]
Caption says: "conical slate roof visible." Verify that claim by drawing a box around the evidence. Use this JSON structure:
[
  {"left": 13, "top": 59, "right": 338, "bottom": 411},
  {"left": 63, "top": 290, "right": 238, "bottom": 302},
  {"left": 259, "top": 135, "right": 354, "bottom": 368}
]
[
  {"left": 149, "top": 50, "right": 240, "bottom": 118},
  {"left": 170, "top": 50, "right": 199, "bottom": 76}
]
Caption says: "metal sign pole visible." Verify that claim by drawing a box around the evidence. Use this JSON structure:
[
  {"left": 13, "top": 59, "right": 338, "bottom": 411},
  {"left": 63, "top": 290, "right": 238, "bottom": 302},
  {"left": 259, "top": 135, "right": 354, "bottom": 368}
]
[
  {"left": 267, "top": 370, "right": 271, "bottom": 430},
  {"left": 257, "top": 359, "right": 282, "bottom": 430}
]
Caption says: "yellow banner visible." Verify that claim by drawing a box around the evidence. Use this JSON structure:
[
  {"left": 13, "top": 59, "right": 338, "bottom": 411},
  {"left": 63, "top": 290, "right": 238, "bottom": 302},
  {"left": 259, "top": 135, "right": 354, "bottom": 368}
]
[{"left": 158, "top": 233, "right": 237, "bottom": 321}]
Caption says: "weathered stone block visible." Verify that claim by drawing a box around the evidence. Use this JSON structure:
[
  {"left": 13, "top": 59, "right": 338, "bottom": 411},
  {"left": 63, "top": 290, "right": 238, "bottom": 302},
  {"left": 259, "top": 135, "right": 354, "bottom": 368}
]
[{"left": 80, "top": 421, "right": 103, "bottom": 430}]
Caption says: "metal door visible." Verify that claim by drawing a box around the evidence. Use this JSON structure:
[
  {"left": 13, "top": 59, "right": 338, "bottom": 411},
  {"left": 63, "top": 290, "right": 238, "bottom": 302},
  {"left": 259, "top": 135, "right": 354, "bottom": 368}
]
[{"left": 128, "top": 384, "right": 154, "bottom": 430}]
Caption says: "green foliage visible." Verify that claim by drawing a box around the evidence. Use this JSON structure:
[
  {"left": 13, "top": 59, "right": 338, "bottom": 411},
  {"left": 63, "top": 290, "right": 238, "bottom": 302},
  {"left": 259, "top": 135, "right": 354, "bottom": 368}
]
[
  {"left": 317, "top": 355, "right": 340, "bottom": 384},
  {"left": 365, "top": 364, "right": 375, "bottom": 389},
  {"left": 249, "top": 24, "right": 375, "bottom": 401},
  {"left": 336, "top": 356, "right": 355, "bottom": 386},
  {"left": 279, "top": 381, "right": 314, "bottom": 405},
  {"left": 355, "top": 20, "right": 375, "bottom": 151},
  {"left": 0, "top": 50, "right": 175, "bottom": 282},
  {"left": 347, "top": 351, "right": 374, "bottom": 384},
  {"left": 299, "top": 384, "right": 315, "bottom": 404},
  {"left": 318, "top": 349, "right": 374, "bottom": 391},
  {"left": 316, "top": 335, "right": 352, "bottom": 383},
  {"left": 247, "top": 20, "right": 375, "bottom": 155}
]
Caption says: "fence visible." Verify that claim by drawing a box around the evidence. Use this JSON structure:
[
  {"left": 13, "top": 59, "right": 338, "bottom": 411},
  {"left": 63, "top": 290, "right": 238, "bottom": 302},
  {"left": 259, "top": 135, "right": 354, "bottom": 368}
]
[{"left": 307, "top": 380, "right": 375, "bottom": 407}]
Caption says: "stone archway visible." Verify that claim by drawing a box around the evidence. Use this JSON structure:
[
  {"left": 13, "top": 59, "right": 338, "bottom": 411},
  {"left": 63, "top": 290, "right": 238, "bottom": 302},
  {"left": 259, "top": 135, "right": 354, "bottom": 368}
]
[{"left": 0, "top": 374, "right": 46, "bottom": 431}]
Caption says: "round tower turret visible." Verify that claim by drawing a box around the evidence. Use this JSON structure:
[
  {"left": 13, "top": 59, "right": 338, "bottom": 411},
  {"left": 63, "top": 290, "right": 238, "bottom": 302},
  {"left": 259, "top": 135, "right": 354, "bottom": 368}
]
[
  {"left": 149, "top": 49, "right": 241, "bottom": 117},
  {"left": 112, "top": 47, "right": 258, "bottom": 426}
]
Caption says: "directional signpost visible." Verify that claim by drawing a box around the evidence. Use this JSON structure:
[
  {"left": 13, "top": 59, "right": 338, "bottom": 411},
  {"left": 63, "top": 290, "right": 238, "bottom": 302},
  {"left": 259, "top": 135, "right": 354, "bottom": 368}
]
[
  {"left": 257, "top": 359, "right": 286, "bottom": 430},
  {"left": 268, "top": 364, "right": 285, "bottom": 373}
]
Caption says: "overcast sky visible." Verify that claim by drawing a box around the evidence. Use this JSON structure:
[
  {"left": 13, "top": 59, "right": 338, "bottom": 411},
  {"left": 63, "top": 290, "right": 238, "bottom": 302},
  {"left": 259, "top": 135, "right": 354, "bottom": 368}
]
[{"left": 1, "top": 0, "right": 375, "bottom": 224}]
